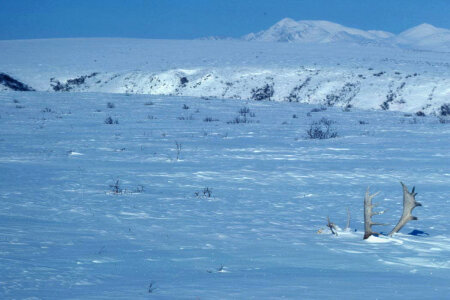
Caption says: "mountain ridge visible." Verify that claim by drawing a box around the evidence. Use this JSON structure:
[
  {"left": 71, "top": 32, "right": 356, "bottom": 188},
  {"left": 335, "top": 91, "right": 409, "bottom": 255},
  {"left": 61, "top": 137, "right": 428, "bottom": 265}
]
[{"left": 238, "top": 19, "right": 450, "bottom": 51}]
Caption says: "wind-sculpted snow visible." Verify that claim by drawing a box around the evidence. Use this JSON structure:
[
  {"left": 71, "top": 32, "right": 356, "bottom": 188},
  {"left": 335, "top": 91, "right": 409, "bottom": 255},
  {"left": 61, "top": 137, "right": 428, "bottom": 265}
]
[{"left": 0, "top": 92, "right": 449, "bottom": 298}]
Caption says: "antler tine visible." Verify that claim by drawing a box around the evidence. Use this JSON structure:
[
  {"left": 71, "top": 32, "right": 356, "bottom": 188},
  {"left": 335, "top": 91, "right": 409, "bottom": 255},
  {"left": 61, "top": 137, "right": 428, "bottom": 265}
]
[
  {"left": 372, "top": 209, "right": 388, "bottom": 216},
  {"left": 371, "top": 222, "right": 389, "bottom": 226},
  {"left": 363, "top": 187, "right": 387, "bottom": 239},
  {"left": 369, "top": 191, "right": 380, "bottom": 200}
]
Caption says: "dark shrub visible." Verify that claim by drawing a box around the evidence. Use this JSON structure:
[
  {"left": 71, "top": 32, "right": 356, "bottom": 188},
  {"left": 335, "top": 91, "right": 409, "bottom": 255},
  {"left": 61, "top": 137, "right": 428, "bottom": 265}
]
[
  {"left": 306, "top": 118, "right": 338, "bottom": 139},
  {"left": 227, "top": 116, "right": 252, "bottom": 124},
  {"left": 440, "top": 104, "right": 450, "bottom": 116},
  {"left": 310, "top": 106, "right": 327, "bottom": 113},
  {"left": 251, "top": 84, "right": 274, "bottom": 101},
  {"left": 239, "top": 106, "right": 251, "bottom": 115},
  {"left": 203, "top": 117, "right": 219, "bottom": 122},
  {"left": 104, "top": 116, "right": 119, "bottom": 124},
  {"left": 180, "top": 77, "right": 189, "bottom": 86},
  {"left": 415, "top": 111, "right": 425, "bottom": 117}
]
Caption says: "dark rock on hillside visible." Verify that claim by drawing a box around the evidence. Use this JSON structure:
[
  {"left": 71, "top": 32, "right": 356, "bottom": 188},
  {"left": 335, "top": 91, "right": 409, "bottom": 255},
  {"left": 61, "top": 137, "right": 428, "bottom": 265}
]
[
  {"left": 0, "top": 73, "right": 35, "bottom": 91},
  {"left": 51, "top": 72, "right": 99, "bottom": 91}
]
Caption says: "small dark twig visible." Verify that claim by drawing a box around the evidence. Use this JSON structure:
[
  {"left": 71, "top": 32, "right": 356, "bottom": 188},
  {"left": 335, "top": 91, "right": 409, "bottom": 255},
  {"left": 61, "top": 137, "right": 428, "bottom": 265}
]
[
  {"left": 148, "top": 281, "right": 157, "bottom": 293},
  {"left": 175, "top": 141, "right": 182, "bottom": 160}
]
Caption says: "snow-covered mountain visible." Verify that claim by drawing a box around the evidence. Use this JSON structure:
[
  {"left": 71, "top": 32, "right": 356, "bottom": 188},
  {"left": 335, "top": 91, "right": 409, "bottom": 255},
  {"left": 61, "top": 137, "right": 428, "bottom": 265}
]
[
  {"left": 395, "top": 23, "right": 450, "bottom": 52},
  {"left": 242, "top": 18, "right": 394, "bottom": 44},
  {"left": 243, "top": 18, "right": 450, "bottom": 52}
]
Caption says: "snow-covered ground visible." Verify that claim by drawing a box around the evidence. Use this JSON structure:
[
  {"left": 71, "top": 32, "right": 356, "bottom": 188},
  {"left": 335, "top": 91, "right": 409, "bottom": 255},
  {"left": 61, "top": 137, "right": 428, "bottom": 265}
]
[
  {"left": 1, "top": 91, "right": 449, "bottom": 299},
  {"left": 1, "top": 38, "right": 449, "bottom": 115}
]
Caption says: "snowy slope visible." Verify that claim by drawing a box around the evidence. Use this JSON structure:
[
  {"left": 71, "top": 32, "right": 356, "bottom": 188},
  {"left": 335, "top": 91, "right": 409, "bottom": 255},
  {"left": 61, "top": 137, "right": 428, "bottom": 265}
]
[
  {"left": 0, "top": 38, "right": 449, "bottom": 116},
  {"left": 0, "top": 91, "right": 449, "bottom": 299}
]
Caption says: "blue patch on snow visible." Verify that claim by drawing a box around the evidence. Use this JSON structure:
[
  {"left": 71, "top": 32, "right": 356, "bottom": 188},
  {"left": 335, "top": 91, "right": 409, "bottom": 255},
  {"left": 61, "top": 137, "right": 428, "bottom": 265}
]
[{"left": 408, "top": 229, "right": 429, "bottom": 236}]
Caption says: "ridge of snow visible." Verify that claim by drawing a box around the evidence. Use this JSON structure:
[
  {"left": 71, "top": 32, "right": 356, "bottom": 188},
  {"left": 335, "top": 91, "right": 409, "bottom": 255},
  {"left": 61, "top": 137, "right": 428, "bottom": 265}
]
[{"left": 367, "top": 30, "right": 396, "bottom": 39}]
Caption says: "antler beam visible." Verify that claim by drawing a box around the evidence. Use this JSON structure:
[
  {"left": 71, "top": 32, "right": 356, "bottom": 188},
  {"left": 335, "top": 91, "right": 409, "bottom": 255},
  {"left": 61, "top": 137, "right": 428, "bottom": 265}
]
[
  {"left": 389, "top": 182, "right": 422, "bottom": 236},
  {"left": 363, "top": 188, "right": 387, "bottom": 239}
]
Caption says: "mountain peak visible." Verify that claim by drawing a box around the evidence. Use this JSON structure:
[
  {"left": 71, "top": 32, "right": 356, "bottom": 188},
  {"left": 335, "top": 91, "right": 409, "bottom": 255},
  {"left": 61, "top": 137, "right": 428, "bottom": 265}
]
[
  {"left": 274, "top": 17, "right": 298, "bottom": 27},
  {"left": 241, "top": 18, "right": 450, "bottom": 52},
  {"left": 399, "top": 23, "right": 443, "bottom": 38},
  {"left": 243, "top": 18, "right": 392, "bottom": 43},
  {"left": 396, "top": 23, "right": 450, "bottom": 51},
  {"left": 410, "top": 23, "right": 438, "bottom": 30}
]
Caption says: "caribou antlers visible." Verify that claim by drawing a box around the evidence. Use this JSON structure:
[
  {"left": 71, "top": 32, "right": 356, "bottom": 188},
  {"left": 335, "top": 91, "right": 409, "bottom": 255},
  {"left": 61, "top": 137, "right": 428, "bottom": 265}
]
[
  {"left": 389, "top": 182, "right": 422, "bottom": 236},
  {"left": 362, "top": 182, "right": 422, "bottom": 239},
  {"left": 363, "top": 188, "right": 387, "bottom": 239}
]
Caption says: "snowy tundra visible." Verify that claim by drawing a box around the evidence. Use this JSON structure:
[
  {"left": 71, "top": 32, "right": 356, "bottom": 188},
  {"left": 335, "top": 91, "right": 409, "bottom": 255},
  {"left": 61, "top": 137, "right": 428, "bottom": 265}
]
[
  {"left": 0, "top": 90, "right": 449, "bottom": 299},
  {"left": 0, "top": 32, "right": 450, "bottom": 299}
]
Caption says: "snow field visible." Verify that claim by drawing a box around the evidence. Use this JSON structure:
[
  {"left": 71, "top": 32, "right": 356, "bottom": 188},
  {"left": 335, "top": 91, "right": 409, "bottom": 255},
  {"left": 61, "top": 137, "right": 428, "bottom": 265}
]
[{"left": 0, "top": 91, "right": 449, "bottom": 299}]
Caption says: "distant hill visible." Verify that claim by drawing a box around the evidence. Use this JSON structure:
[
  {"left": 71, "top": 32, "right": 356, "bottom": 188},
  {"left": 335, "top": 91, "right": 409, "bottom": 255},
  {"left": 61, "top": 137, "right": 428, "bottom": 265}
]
[
  {"left": 241, "top": 18, "right": 450, "bottom": 52},
  {"left": 1, "top": 38, "right": 449, "bottom": 115},
  {"left": 395, "top": 23, "right": 450, "bottom": 52},
  {"left": 242, "top": 18, "right": 394, "bottom": 44}
]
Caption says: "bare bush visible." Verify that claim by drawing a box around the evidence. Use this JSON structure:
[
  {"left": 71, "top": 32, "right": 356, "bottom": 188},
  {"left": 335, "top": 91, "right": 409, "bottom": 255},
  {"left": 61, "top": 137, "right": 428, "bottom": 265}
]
[
  {"left": 203, "top": 117, "right": 219, "bottom": 122},
  {"left": 195, "top": 187, "right": 212, "bottom": 198},
  {"left": 104, "top": 116, "right": 119, "bottom": 124},
  {"left": 239, "top": 106, "right": 251, "bottom": 115},
  {"left": 438, "top": 117, "right": 450, "bottom": 124},
  {"left": 251, "top": 84, "right": 274, "bottom": 101},
  {"left": 310, "top": 106, "right": 327, "bottom": 113},
  {"left": 227, "top": 116, "right": 252, "bottom": 124},
  {"left": 109, "top": 180, "right": 122, "bottom": 194},
  {"left": 306, "top": 118, "right": 338, "bottom": 139},
  {"left": 440, "top": 104, "right": 450, "bottom": 116}
]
